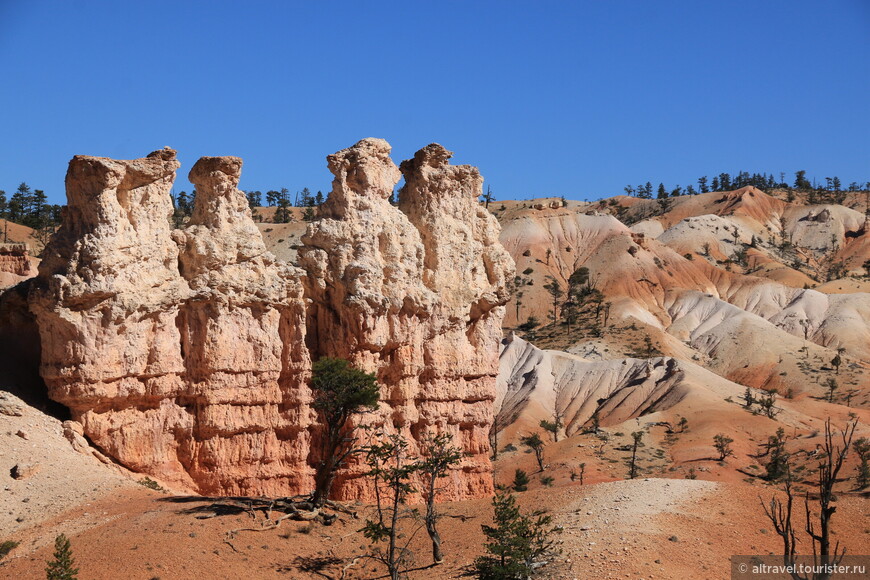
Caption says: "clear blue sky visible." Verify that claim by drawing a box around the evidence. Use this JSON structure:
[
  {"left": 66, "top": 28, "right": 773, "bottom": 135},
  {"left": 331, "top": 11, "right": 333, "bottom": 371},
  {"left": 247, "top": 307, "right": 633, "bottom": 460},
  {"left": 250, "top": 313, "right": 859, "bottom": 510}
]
[{"left": 1, "top": 0, "right": 868, "bottom": 205}]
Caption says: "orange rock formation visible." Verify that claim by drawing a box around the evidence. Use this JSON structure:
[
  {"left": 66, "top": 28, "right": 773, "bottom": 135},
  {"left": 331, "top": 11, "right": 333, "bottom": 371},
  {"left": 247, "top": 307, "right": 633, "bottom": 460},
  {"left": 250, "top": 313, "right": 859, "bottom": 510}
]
[{"left": 28, "top": 140, "right": 513, "bottom": 500}]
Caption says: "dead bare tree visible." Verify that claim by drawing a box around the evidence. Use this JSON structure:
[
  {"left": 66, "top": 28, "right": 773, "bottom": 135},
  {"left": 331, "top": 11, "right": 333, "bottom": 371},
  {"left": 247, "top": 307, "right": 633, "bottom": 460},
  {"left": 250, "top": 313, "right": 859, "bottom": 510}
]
[{"left": 760, "top": 418, "right": 857, "bottom": 580}]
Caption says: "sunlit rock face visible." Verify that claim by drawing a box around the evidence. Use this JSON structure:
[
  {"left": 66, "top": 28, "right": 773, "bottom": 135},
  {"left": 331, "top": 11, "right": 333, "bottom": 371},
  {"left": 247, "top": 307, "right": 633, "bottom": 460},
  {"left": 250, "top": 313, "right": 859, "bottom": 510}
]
[
  {"left": 29, "top": 140, "right": 513, "bottom": 501},
  {"left": 300, "top": 139, "right": 514, "bottom": 500}
]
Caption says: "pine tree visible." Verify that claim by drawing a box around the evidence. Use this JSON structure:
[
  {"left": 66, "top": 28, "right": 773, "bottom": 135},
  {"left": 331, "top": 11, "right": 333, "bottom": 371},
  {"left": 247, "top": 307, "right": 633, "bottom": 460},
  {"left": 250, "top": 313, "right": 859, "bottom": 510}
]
[
  {"left": 310, "top": 358, "right": 380, "bottom": 507},
  {"left": 418, "top": 433, "right": 463, "bottom": 564},
  {"left": 474, "top": 490, "right": 558, "bottom": 579},
  {"left": 794, "top": 170, "right": 812, "bottom": 191},
  {"left": 512, "top": 468, "right": 530, "bottom": 492},
  {"left": 298, "top": 187, "right": 314, "bottom": 207},
  {"left": 763, "top": 428, "right": 790, "bottom": 481},
  {"left": 45, "top": 534, "right": 78, "bottom": 580},
  {"left": 520, "top": 433, "right": 545, "bottom": 472},
  {"left": 8, "top": 182, "right": 31, "bottom": 223},
  {"left": 265, "top": 190, "right": 281, "bottom": 207},
  {"left": 245, "top": 190, "right": 261, "bottom": 209}
]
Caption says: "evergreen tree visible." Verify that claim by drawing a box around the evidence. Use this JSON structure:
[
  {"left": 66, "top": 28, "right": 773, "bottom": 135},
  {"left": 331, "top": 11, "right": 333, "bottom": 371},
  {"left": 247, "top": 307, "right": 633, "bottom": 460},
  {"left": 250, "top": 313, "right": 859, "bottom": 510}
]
[
  {"left": 0, "top": 190, "right": 7, "bottom": 219},
  {"left": 310, "top": 357, "right": 380, "bottom": 507},
  {"left": 45, "top": 534, "right": 78, "bottom": 580},
  {"left": 265, "top": 190, "right": 281, "bottom": 206},
  {"left": 8, "top": 182, "right": 30, "bottom": 223},
  {"left": 474, "top": 490, "right": 558, "bottom": 579},
  {"left": 275, "top": 194, "right": 292, "bottom": 223},
  {"left": 763, "top": 428, "right": 790, "bottom": 481},
  {"left": 656, "top": 183, "right": 667, "bottom": 199},
  {"left": 520, "top": 433, "right": 545, "bottom": 472},
  {"left": 418, "top": 433, "right": 463, "bottom": 564},
  {"left": 315, "top": 190, "right": 325, "bottom": 206},
  {"left": 512, "top": 468, "right": 530, "bottom": 492},
  {"left": 718, "top": 172, "right": 732, "bottom": 190},
  {"left": 245, "top": 190, "right": 262, "bottom": 209},
  {"left": 698, "top": 176, "right": 709, "bottom": 193},
  {"left": 25, "top": 189, "right": 49, "bottom": 229},
  {"left": 794, "top": 170, "right": 812, "bottom": 191},
  {"left": 711, "top": 176, "right": 720, "bottom": 191},
  {"left": 298, "top": 187, "right": 314, "bottom": 207}
]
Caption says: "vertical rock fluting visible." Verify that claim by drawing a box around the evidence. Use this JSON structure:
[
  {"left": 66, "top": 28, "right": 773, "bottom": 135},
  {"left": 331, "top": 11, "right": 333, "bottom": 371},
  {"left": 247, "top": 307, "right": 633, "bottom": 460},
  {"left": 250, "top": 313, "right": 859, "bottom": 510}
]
[
  {"left": 30, "top": 150, "right": 312, "bottom": 495},
  {"left": 29, "top": 148, "right": 195, "bottom": 486},
  {"left": 299, "top": 139, "right": 514, "bottom": 500},
  {"left": 28, "top": 140, "right": 512, "bottom": 501},
  {"left": 173, "top": 156, "right": 312, "bottom": 495},
  {"left": 399, "top": 144, "right": 515, "bottom": 497}
]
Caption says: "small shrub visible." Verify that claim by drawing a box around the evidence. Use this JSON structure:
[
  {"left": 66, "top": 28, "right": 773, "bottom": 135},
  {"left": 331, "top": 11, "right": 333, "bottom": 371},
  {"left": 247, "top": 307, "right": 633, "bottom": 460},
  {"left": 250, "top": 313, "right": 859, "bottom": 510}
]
[
  {"left": 522, "top": 267, "right": 534, "bottom": 275},
  {"left": 138, "top": 477, "right": 165, "bottom": 492},
  {"left": 540, "top": 475, "right": 554, "bottom": 487},
  {"left": 0, "top": 540, "right": 19, "bottom": 561}
]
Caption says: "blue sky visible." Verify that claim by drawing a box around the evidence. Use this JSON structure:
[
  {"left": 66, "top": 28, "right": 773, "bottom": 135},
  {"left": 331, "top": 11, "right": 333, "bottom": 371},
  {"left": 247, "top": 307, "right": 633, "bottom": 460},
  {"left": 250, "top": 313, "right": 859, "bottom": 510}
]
[{"left": 1, "top": 0, "right": 868, "bottom": 204}]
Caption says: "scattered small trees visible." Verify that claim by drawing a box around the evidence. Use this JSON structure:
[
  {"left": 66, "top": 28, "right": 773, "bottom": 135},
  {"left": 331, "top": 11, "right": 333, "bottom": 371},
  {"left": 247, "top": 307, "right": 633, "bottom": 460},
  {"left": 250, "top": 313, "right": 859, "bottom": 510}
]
[
  {"left": 360, "top": 430, "right": 464, "bottom": 575},
  {"left": 474, "top": 490, "right": 559, "bottom": 579},
  {"left": 761, "top": 419, "right": 857, "bottom": 577},
  {"left": 520, "top": 433, "right": 545, "bottom": 472},
  {"left": 542, "top": 276, "right": 563, "bottom": 322},
  {"left": 45, "top": 534, "right": 78, "bottom": 580},
  {"left": 310, "top": 357, "right": 380, "bottom": 507},
  {"left": 757, "top": 391, "right": 781, "bottom": 419},
  {"left": 713, "top": 433, "right": 734, "bottom": 461}
]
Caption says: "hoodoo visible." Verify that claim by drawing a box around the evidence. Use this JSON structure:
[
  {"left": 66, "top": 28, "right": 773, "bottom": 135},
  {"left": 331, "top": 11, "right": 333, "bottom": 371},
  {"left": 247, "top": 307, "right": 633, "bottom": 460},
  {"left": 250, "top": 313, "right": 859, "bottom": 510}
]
[{"left": 28, "top": 140, "right": 514, "bottom": 500}]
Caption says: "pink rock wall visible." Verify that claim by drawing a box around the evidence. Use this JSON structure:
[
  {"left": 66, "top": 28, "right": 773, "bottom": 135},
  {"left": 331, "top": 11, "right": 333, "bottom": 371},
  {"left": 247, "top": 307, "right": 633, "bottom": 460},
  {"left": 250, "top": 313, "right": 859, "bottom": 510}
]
[{"left": 29, "top": 140, "right": 514, "bottom": 500}]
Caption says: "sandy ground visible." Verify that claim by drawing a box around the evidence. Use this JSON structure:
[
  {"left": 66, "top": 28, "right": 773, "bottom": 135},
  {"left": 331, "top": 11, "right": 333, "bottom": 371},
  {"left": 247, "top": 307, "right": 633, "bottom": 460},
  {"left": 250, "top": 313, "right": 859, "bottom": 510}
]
[{"left": 1, "top": 462, "right": 867, "bottom": 579}]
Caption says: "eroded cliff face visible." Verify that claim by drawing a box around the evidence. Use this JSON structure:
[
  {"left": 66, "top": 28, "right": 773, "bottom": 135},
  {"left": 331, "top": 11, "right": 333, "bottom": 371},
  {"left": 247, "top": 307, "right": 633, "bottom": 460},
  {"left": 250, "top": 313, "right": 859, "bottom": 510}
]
[
  {"left": 30, "top": 150, "right": 312, "bottom": 495},
  {"left": 300, "top": 139, "right": 514, "bottom": 500},
  {"left": 28, "top": 140, "right": 513, "bottom": 500}
]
